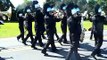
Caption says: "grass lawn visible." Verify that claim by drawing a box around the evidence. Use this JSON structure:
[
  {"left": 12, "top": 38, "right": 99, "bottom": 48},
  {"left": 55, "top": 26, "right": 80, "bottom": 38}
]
[
  {"left": 0, "top": 21, "right": 107, "bottom": 38},
  {"left": 0, "top": 22, "right": 19, "bottom": 38},
  {"left": 0, "top": 22, "right": 36, "bottom": 38}
]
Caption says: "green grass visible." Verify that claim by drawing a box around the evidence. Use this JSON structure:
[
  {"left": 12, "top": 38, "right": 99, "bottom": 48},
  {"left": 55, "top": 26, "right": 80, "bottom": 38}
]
[
  {"left": 0, "top": 22, "right": 19, "bottom": 38},
  {"left": 83, "top": 21, "right": 107, "bottom": 30},
  {"left": 0, "top": 22, "right": 35, "bottom": 38},
  {"left": 0, "top": 21, "right": 107, "bottom": 38}
]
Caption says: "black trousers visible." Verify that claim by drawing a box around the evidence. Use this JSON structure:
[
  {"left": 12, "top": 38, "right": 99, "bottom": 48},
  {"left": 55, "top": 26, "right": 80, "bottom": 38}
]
[
  {"left": 66, "top": 22, "right": 81, "bottom": 60},
  {"left": 41, "top": 26, "right": 46, "bottom": 39},
  {"left": 32, "top": 28, "right": 44, "bottom": 47},
  {"left": 24, "top": 28, "right": 34, "bottom": 44},
  {"left": 59, "top": 24, "right": 67, "bottom": 43},
  {"left": 66, "top": 32, "right": 81, "bottom": 60},
  {"left": 17, "top": 22, "right": 24, "bottom": 41},
  {"left": 42, "top": 30, "right": 56, "bottom": 52},
  {"left": 90, "top": 28, "right": 94, "bottom": 40},
  {"left": 54, "top": 26, "right": 59, "bottom": 40},
  {"left": 92, "top": 32, "right": 103, "bottom": 55}
]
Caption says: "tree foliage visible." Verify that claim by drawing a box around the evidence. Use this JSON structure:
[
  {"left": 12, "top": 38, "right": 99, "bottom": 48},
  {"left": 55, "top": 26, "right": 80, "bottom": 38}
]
[{"left": 46, "top": 0, "right": 107, "bottom": 13}]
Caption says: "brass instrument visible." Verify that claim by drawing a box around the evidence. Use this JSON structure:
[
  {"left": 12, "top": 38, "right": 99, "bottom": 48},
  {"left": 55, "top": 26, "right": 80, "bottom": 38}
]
[
  {"left": 46, "top": 7, "right": 65, "bottom": 19},
  {"left": 52, "top": 9, "right": 64, "bottom": 19}
]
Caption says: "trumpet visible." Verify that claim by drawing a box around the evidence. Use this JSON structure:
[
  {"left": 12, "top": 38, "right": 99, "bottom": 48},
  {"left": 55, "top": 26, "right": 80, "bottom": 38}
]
[{"left": 52, "top": 9, "right": 65, "bottom": 19}]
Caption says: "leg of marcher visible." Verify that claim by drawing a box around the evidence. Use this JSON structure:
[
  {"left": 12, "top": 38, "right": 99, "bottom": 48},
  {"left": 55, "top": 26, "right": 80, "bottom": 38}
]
[
  {"left": 23, "top": 33, "right": 30, "bottom": 45},
  {"left": 42, "top": 40, "right": 50, "bottom": 56},
  {"left": 31, "top": 36, "right": 37, "bottom": 49},
  {"left": 58, "top": 35, "right": 64, "bottom": 45}
]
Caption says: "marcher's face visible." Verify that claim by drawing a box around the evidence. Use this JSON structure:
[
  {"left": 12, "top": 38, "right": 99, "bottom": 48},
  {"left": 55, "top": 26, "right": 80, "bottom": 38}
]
[{"left": 98, "top": 8, "right": 102, "bottom": 13}]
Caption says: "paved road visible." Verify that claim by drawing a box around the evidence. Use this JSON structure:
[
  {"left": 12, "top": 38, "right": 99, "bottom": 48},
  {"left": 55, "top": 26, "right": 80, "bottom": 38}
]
[{"left": 0, "top": 31, "right": 107, "bottom": 60}]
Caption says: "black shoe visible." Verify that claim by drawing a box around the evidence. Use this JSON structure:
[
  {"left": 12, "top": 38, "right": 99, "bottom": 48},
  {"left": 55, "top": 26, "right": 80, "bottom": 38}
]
[
  {"left": 63, "top": 41, "right": 69, "bottom": 44},
  {"left": 41, "top": 50, "right": 48, "bottom": 56},
  {"left": 51, "top": 48, "right": 59, "bottom": 52},
  {"left": 31, "top": 45, "right": 37, "bottom": 49},
  {"left": 97, "top": 54, "right": 103, "bottom": 57},
  {"left": 17, "top": 37, "right": 20, "bottom": 41},
  {"left": 91, "top": 54, "right": 97, "bottom": 60},
  {"left": 42, "top": 35, "right": 46, "bottom": 39},
  {"left": 40, "top": 43, "right": 44, "bottom": 47},
  {"left": 31, "top": 41, "right": 33, "bottom": 45},
  {"left": 58, "top": 40, "right": 62, "bottom": 45},
  {"left": 22, "top": 41, "right": 27, "bottom": 45}
]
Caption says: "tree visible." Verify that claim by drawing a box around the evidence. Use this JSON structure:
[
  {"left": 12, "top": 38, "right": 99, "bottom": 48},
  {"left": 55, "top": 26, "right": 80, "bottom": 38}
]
[{"left": 45, "top": 0, "right": 107, "bottom": 13}]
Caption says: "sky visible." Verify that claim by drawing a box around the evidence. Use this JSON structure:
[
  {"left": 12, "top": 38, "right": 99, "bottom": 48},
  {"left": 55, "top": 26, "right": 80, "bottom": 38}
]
[
  {"left": 10, "top": 0, "right": 46, "bottom": 8},
  {"left": 7, "top": 0, "right": 46, "bottom": 13},
  {"left": 7, "top": 0, "right": 45, "bottom": 13},
  {"left": 10, "top": 0, "right": 24, "bottom": 7}
]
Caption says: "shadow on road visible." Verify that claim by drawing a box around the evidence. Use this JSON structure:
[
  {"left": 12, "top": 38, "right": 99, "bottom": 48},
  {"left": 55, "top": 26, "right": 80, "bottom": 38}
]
[
  {"left": 0, "top": 57, "right": 5, "bottom": 60},
  {"left": 103, "top": 40, "right": 107, "bottom": 42},
  {"left": 80, "top": 43, "right": 107, "bottom": 59},
  {"left": 43, "top": 47, "right": 68, "bottom": 59},
  {"left": 80, "top": 43, "right": 94, "bottom": 51},
  {"left": 46, "top": 42, "right": 107, "bottom": 60},
  {"left": 0, "top": 56, "right": 13, "bottom": 60},
  {"left": 0, "top": 47, "right": 8, "bottom": 51}
]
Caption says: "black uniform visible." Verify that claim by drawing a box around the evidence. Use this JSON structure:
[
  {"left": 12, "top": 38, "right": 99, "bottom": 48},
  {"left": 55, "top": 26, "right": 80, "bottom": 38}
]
[
  {"left": 17, "top": 10, "right": 25, "bottom": 42},
  {"left": 31, "top": 8, "right": 45, "bottom": 49},
  {"left": 66, "top": 4, "right": 82, "bottom": 60},
  {"left": 90, "top": 24, "right": 95, "bottom": 40},
  {"left": 54, "top": 23, "right": 59, "bottom": 40},
  {"left": 32, "top": 0, "right": 46, "bottom": 39},
  {"left": 58, "top": 3, "right": 68, "bottom": 45},
  {"left": 91, "top": 4, "right": 106, "bottom": 59},
  {"left": 23, "top": 6, "right": 34, "bottom": 45},
  {"left": 42, "top": 2, "right": 60, "bottom": 55},
  {"left": 88, "top": 13, "right": 96, "bottom": 40},
  {"left": 32, "top": 0, "right": 39, "bottom": 12}
]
